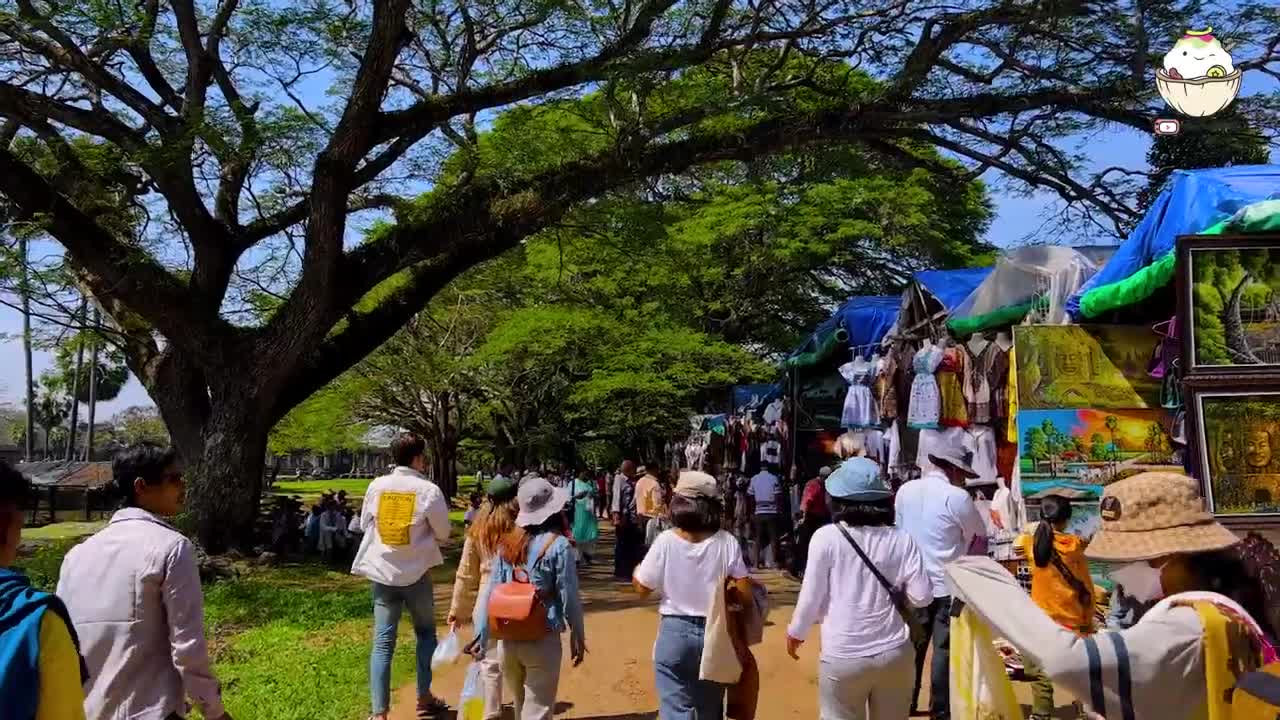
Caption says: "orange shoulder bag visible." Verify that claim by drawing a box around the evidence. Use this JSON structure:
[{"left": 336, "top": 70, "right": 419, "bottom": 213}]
[{"left": 487, "top": 536, "right": 558, "bottom": 641}]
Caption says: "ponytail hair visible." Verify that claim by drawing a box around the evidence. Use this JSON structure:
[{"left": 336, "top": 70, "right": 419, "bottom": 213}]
[{"left": 1033, "top": 495, "right": 1073, "bottom": 568}]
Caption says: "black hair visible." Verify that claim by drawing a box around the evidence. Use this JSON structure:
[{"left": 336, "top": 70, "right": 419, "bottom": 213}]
[
  {"left": 1033, "top": 495, "right": 1073, "bottom": 568},
  {"left": 113, "top": 443, "right": 178, "bottom": 506},
  {"left": 391, "top": 432, "right": 426, "bottom": 467},
  {"left": 0, "top": 460, "right": 31, "bottom": 511},
  {"left": 831, "top": 497, "right": 895, "bottom": 527},
  {"left": 1187, "top": 550, "right": 1278, "bottom": 641},
  {"left": 670, "top": 494, "right": 722, "bottom": 533}
]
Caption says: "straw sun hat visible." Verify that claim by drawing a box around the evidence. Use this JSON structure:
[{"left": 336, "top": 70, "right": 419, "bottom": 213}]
[{"left": 1085, "top": 471, "right": 1240, "bottom": 563}]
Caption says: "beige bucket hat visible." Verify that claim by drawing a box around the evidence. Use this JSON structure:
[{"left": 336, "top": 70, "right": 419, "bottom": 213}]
[{"left": 1086, "top": 471, "right": 1240, "bottom": 562}]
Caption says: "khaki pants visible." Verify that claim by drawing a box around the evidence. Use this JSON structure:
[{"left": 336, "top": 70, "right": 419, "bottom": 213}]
[
  {"left": 818, "top": 642, "right": 915, "bottom": 720},
  {"left": 500, "top": 633, "right": 563, "bottom": 720},
  {"left": 479, "top": 638, "right": 504, "bottom": 720}
]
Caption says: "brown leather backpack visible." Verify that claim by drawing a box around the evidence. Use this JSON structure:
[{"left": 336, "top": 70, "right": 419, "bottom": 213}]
[{"left": 487, "top": 537, "right": 558, "bottom": 641}]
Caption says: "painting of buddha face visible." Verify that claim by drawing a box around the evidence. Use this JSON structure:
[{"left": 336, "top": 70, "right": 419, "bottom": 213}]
[
  {"left": 1246, "top": 430, "right": 1273, "bottom": 470},
  {"left": 1015, "top": 325, "right": 1162, "bottom": 409},
  {"left": 1197, "top": 390, "right": 1280, "bottom": 515},
  {"left": 1055, "top": 345, "right": 1093, "bottom": 382}
]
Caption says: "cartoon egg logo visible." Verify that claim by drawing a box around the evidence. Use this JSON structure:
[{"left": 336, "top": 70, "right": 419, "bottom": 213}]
[{"left": 1156, "top": 27, "right": 1241, "bottom": 117}]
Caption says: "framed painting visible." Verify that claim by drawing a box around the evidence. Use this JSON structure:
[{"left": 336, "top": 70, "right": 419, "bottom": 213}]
[
  {"left": 1014, "top": 325, "right": 1162, "bottom": 409},
  {"left": 1188, "top": 379, "right": 1280, "bottom": 516},
  {"left": 1017, "top": 408, "right": 1176, "bottom": 484},
  {"left": 1179, "top": 234, "right": 1280, "bottom": 375}
]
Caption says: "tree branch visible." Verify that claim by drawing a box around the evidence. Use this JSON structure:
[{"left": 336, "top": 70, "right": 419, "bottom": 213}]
[{"left": 0, "top": 148, "right": 200, "bottom": 343}]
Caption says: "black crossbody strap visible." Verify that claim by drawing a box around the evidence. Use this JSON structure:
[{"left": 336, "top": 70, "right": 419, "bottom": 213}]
[{"left": 834, "top": 523, "right": 895, "bottom": 597}]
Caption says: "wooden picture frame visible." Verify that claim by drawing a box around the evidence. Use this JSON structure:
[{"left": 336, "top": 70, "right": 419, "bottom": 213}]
[
  {"left": 1186, "top": 376, "right": 1280, "bottom": 518},
  {"left": 1178, "top": 233, "right": 1280, "bottom": 376}
]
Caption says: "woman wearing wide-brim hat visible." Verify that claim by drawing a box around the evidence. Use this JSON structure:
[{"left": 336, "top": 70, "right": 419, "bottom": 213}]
[
  {"left": 472, "top": 477, "right": 587, "bottom": 720},
  {"left": 946, "top": 471, "right": 1276, "bottom": 720}
]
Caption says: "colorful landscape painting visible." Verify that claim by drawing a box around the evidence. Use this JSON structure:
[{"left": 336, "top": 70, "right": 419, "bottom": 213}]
[
  {"left": 1188, "top": 246, "right": 1280, "bottom": 369},
  {"left": 1015, "top": 325, "right": 1161, "bottom": 409},
  {"left": 1017, "top": 408, "right": 1175, "bottom": 483},
  {"left": 1196, "top": 391, "right": 1280, "bottom": 515}
]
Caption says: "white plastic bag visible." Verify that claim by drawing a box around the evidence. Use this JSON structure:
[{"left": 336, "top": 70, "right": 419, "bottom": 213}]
[
  {"left": 458, "top": 662, "right": 484, "bottom": 720},
  {"left": 431, "top": 627, "right": 462, "bottom": 671}
]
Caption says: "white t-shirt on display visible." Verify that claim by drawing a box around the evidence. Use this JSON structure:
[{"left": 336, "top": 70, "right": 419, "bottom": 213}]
[
  {"left": 633, "top": 530, "right": 750, "bottom": 617},
  {"left": 749, "top": 471, "right": 780, "bottom": 515}
]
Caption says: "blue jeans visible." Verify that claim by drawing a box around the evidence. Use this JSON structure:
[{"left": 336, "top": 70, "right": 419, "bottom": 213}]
[
  {"left": 370, "top": 573, "right": 437, "bottom": 714},
  {"left": 654, "top": 615, "right": 725, "bottom": 720}
]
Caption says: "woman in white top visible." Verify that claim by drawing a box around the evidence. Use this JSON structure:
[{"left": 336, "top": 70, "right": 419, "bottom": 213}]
[
  {"left": 787, "top": 459, "right": 932, "bottom": 720},
  {"left": 634, "top": 471, "right": 751, "bottom": 720}
]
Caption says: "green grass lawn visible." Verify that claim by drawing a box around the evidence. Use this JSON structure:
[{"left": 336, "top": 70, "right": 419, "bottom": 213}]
[
  {"left": 17, "top": 536, "right": 465, "bottom": 720},
  {"left": 21, "top": 521, "right": 107, "bottom": 541},
  {"left": 272, "top": 475, "right": 478, "bottom": 504}
]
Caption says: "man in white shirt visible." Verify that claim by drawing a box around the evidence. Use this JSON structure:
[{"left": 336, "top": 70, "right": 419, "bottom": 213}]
[
  {"left": 748, "top": 464, "right": 782, "bottom": 570},
  {"left": 895, "top": 451, "right": 987, "bottom": 720},
  {"left": 352, "top": 433, "right": 452, "bottom": 720},
  {"left": 59, "top": 443, "right": 229, "bottom": 720}
]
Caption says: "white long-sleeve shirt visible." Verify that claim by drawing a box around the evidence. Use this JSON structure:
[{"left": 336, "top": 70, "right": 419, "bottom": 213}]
[
  {"left": 787, "top": 523, "right": 932, "bottom": 660},
  {"left": 351, "top": 466, "right": 451, "bottom": 587},
  {"left": 59, "top": 508, "right": 224, "bottom": 720},
  {"left": 895, "top": 471, "right": 987, "bottom": 596}
]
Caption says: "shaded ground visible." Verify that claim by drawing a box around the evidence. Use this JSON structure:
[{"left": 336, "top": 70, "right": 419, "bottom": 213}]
[{"left": 389, "top": 523, "right": 1078, "bottom": 720}]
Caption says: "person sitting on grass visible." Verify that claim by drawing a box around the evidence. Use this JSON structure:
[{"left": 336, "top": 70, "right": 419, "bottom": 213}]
[
  {"left": 464, "top": 491, "right": 484, "bottom": 527},
  {"left": 0, "top": 460, "right": 88, "bottom": 720}
]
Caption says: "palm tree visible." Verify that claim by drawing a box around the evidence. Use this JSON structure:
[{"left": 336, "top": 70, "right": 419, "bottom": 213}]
[
  {"left": 33, "top": 388, "right": 68, "bottom": 460},
  {"left": 18, "top": 234, "right": 33, "bottom": 462},
  {"left": 1104, "top": 415, "right": 1120, "bottom": 462},
  {"left": 64, "top": 297, "right": 87, "bottom": 460}
]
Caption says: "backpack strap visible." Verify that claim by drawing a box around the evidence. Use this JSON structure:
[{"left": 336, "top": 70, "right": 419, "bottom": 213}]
[{"left": 513, "top": 534, "right": 560, "bottom": 582}]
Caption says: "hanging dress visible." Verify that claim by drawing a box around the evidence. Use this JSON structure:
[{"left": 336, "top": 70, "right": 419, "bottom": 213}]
[
  {"left": 875, "top": 354, "right": 899, "bottom": 423},
  {"left": 907, "top": 344, "right": 944, "bottom": 429},
  {"left": 838, "top": 360, "right": 877, "bottom": 428},
  {"left": 938, "top": 346, "right": 970, "bottom": 428},
  {"left": 963, "top": 342, "right": 995, "bottom": 425}
]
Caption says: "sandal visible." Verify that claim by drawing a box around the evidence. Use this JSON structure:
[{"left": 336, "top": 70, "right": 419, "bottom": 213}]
[{"left": 416, "top": 696, "right": 449, "bottom": 719}]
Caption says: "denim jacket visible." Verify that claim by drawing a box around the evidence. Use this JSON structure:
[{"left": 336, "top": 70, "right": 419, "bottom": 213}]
[{"left": 475, "top": 532, "right": 585, "bottom": 646}]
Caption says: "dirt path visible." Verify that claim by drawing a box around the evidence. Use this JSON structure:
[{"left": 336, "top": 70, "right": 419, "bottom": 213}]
[{"left": 389, "top": 523, "right": 1058, "bottom": 720}]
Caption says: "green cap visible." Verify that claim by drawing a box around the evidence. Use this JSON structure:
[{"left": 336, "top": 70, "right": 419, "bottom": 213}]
[{"left": 485, "top": 474, "right": 517, "bottom": 499}]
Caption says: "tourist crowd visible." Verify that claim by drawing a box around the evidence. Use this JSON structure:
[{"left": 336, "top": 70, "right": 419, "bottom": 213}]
[{"left": 0, "top": 433, "right": 1277, "bottom": 720}]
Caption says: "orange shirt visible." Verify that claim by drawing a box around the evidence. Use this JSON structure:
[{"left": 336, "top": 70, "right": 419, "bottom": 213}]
[{"left": 1014, "top": 532, "right": 1095, "bottom": 631}]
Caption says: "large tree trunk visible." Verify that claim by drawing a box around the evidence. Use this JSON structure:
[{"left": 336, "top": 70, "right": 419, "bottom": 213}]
[
  {"left": 65, "top": 297, "right": 87, "bottom": 461},
  {"left": 1224, "top": 272, "right": 1262, "bottom": 364},
  {"left": 173, "top": 408, "right": 269, "bottom": 552},
  {"left": 20, "top": 236, "right": 33, "bottom": 462}
]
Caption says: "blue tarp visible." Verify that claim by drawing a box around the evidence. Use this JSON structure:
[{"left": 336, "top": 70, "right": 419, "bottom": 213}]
[
  {"left": 914, "top": 267, "right": 995, "bottom": 311},
  {"left": 1067, "top": 164, "right": 1280, "bottom": 318},
  {"left": 789, "top": 295, "right": 901, "bottom": 360},
  {"left": 733, "top": 385, "right": 781, "bottom": 414}
]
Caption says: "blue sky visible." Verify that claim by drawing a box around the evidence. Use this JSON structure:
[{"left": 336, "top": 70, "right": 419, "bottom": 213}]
[{"left": 0, "top": 77, "right": 1272, "bottom": 416}]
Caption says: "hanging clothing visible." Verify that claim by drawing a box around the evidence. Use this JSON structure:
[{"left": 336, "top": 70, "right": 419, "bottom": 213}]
[
  {"left": 907, "top": 344, "right": 944, "bottom": 429},
  {"left": 963, "top": 342, "right": 995, "bottom": 425},
  {"left": 917, "top": 427, "right": 999, "bottom": 484},
  {"left": 989, "top": 348, "right": 1011, "bottom": 420},
  {"left": 763, "top": 399, "right": 784, "bottom": 426},
  {"left": 937, "top": 346, "right": 969, "bottom": 428},
  {"left": 875, "top": 354, "right": 899, "bottom": 422},
  {"left": 760, "top": 440, "right": 782, "bottom": 466},
  {"left": 838, "top": 360, "right": 877, "bottom": 429}
]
